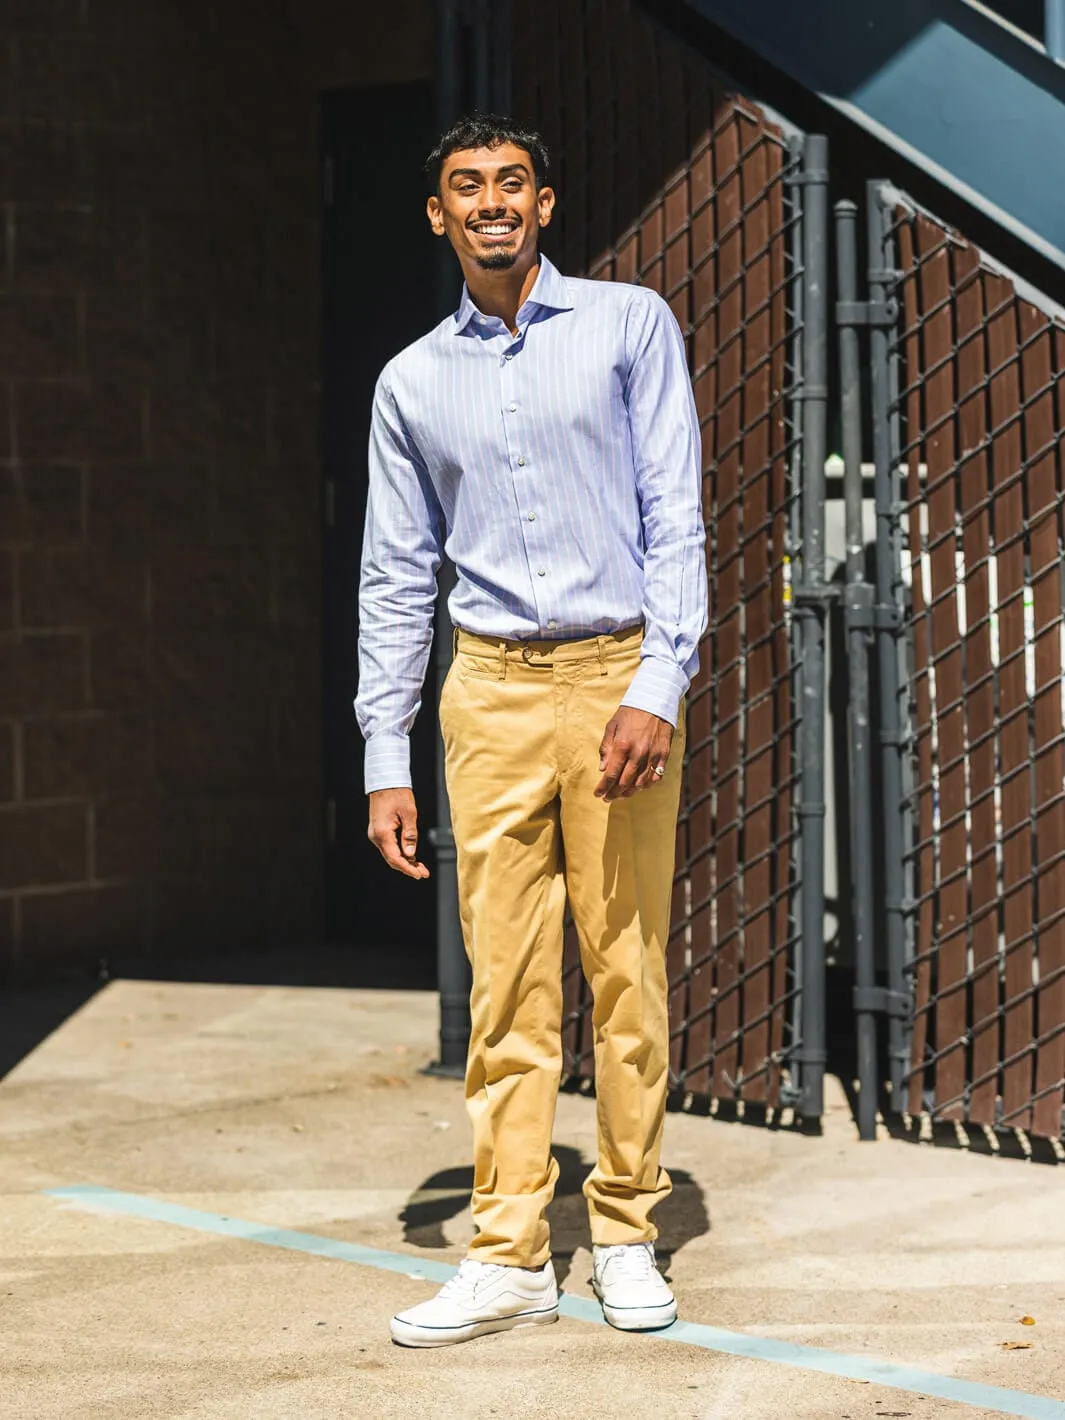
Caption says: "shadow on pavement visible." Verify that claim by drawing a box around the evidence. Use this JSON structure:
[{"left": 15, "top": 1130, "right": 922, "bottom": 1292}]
[
  {"left": 0, "top": 943, "right": 436, "bottom": 1082},
  {"left": 400, "top": 1142, "right": 711, "bottom": 1290}
]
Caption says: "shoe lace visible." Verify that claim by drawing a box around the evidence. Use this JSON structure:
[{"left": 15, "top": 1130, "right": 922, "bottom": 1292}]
[
  {"left": 438, "top": 1259, "right": 500, "bottom": 1302},
  {"left": 600, "top": 1243, "right": 656, "bottom": 1282}
]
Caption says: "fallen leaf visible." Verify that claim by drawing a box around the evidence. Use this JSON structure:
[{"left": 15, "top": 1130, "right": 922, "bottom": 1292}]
[
  {"left": 1002, "top": 1341, "right": 1033, "bottom": 1350},
  {"left": 1020, "top": 1315, "right": 1036, "bottom": 1326},
  {"left": 292, "top": 1124, "right": 305, "bottom": 1133}
]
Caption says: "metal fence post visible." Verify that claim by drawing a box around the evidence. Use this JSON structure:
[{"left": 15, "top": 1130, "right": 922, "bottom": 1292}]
[
  {"left": 835, "top": 200, "right": 879, "bottom": 1140},
  {"left": 792, "top": 134, "right": 830, "bottom": 1123},
  {"left": 1047, "top": 0, "right": 1065, "bottom": 61},
  {"left": 867, "top": 182, "right": 912, "bottom": 1106}
]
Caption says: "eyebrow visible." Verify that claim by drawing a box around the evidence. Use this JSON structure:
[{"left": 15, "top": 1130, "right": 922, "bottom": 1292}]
[{"left": 447, "top": 163, "right": 530, "bottom": 184}]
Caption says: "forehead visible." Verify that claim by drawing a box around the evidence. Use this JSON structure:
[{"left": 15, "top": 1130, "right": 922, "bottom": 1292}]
[{"left": 441, "top": 142, "right": 534, "bottom": 183}]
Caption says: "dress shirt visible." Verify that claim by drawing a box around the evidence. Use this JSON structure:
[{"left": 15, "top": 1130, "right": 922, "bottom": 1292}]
[{"left": 356, "top": 254, "right": 708, "bottom": 793}]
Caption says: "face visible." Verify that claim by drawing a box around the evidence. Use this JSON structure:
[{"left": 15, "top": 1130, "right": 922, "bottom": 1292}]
[{"left": 427, "top": 142, "right": 555, "bottom": 273}]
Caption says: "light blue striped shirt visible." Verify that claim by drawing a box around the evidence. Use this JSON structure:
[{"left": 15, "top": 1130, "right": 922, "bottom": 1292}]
[{"left": 356, "top": 254, "right": 708, "bottom": 793}]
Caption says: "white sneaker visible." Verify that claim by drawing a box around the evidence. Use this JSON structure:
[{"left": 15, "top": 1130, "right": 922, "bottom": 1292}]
[
  {"left": 592, "top": 1242, "right": 677, "bottom": 1331},
  {"left": 390, "top": 1258, "right": 559, "bottom": 1347}
]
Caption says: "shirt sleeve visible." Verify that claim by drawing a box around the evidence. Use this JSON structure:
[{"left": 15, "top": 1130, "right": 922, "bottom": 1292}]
[
  {"left": 618, "top": 290, "right": 708, "bottom": 726},
  {"left": 355, "top": 371, "right": 445, "bottom": 793}
]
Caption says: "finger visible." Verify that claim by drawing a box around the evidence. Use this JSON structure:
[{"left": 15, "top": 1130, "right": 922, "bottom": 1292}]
[
  {"left": 595, "top": 740, "right": 630, "bottom": 798},
  {"left": 397, "top": 804, "right": 419, "bottom": 860},
  {"left": 599, "top": 719, "right": 617, "bottom": 771},
  {"left": 634, "top": 757, "right": 668, "bottom": 791},
  {"left": 601, "top": 748, "right": 645, "bottom": 802},
  {"left": 613, "top": 753, "right": 646, "bottom": 799},
  {"left": 379, "top": 837, "right": 430, "bottom": 879},
  {"left": 371, "top": 820, "right": 430, "bottom": 879}
]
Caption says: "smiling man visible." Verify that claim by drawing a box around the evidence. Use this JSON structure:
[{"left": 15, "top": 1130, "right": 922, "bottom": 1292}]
[{"left": 355, "top": 114, "right": 708, "bottom": 1348}]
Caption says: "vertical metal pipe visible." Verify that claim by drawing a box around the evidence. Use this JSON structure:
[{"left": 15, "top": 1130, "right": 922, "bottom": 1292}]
[
  {"left": 796, "top": 135, "right": 829, "bottom": 1123},
  {"left": 426, "top": 0, "right": 471, "bottom": 1078},
  {"left": 867, "top": 182, "right": 910, "bottom": 1105},
  {"left": 836, "top": 200, "right": 879, "bottom": 1141},
  {"left": 1047, "top": 0, "right": 1065, "bottom": 61},
  {"left": 785, "top": 135, "right": 806, "bottom": 1105}
]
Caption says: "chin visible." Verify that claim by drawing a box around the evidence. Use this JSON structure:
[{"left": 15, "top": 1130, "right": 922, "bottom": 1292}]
[{"left": 474, "top": 250, "right": 519, "bottom": 270}]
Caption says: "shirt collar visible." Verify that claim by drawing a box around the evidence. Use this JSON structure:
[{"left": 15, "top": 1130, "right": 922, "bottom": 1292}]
[{"left": 453, "top": 254, "right": 573, "bottom": 335}]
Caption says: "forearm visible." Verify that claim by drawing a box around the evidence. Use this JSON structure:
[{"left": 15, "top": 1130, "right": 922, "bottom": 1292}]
[{"left": 620, "top": 528, "right": 708, "bottom": 725}]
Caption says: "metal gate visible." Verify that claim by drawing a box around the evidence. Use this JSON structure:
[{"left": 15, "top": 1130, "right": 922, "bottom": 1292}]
[
  {"left": 850, "top": 184, "right": 1065, "bottom": 1145},
  {"left": 512, "top": 0, "right": 831, "bottom": 1122}
]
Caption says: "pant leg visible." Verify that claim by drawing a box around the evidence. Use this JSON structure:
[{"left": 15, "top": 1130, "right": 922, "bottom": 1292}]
[
  {"left": 556, "top": 640, "right": 685, "bottom": 1247},
  {"left": 438, "top": 651, "right": 567, "bottom": 1268}
]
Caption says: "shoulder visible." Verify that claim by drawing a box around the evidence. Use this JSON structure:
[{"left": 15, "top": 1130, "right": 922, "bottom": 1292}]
[
  {"left": 560, "top": 271, "right": 668, "bottom": 319},
  {"left": 376, "top": 315, "right": 455, "bottom": 403}
]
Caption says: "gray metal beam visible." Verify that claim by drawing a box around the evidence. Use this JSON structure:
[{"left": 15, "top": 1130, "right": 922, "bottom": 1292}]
[{"left": 682, "top": 0, "right": 1065, "bottom": 271}]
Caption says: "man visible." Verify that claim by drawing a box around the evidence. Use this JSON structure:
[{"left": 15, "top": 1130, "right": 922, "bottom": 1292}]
[{"left": 356, "top": 114, "right": 708, "bottom": 1348}]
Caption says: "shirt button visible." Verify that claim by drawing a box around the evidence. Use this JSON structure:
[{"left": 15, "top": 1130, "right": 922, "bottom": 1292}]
[
  {"left": 527, "top": 511, "right": 536, "bottom": 521},
  {"left": 537, "top": 567, "right": 546, "bottom": 577},
  {"left": 505, "top": 353, "right": 514, "bottom": 361},
  {"left": 548, "top": 619, "right": 557, "bottom": 629},
  {"left": 508, "top": 403, "right": 517, "bottom": 412},
  {"left": 517, "top": 456, "right": 526, "bottom": 466}
]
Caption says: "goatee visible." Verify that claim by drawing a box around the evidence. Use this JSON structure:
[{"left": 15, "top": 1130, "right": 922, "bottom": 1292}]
[{"left": 475, "top": 250, "right": 518, "bottom": 270}]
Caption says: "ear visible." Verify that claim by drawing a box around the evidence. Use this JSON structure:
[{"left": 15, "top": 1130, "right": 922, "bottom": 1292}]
[
  {"left": 427, "top": 194, "right": 446, "bottom": 238},
  {"left": 537, "top": 186, "right": 556, "bottom": 231}
]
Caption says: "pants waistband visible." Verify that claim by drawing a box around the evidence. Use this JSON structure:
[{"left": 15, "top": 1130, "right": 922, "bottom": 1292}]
[{"left": 454, "top": 623, "right": 643, "bottom": 668}]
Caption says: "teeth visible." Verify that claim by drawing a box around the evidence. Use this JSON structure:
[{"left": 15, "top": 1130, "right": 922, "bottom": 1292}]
[{"left": 476, "top": 224, "right": 515, "bottom": 235}]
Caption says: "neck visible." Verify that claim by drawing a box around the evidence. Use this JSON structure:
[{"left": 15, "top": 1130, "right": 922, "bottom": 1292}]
[{"left": 462, "top": 253, "right": 541, "bottom": 335}]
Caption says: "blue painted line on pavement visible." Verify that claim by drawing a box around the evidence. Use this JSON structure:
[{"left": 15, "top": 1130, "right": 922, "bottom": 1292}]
[{"left": 47, "top": 1186, "right": 1065, "bottom": 1420}]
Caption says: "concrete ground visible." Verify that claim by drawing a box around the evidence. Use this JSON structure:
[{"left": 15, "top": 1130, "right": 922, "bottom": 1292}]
[{"left": 1, "top": 980, "right": 1063, "bottom": 1420}]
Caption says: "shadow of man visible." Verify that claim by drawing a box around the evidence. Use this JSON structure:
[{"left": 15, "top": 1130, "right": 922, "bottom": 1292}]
[{"left": 399, "top": 1141, "right": 711, "bottom": 1290}]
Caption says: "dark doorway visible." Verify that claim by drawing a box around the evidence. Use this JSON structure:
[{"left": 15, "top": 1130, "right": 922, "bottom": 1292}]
[{"left": 321, "top": 83, "right": 439, "bottom": 977}]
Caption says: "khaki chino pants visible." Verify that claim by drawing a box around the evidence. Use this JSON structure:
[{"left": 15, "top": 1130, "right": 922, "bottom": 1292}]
[{"left": 438, "top": 625, "right": 684, "bottom": 1268}]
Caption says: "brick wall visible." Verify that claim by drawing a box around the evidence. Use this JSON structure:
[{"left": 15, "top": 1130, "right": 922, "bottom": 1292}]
[{"left": 0, "top": 0, "right": 433, "bottom": 979}]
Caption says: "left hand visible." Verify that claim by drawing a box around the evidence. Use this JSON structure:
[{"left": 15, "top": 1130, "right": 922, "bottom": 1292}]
[{"left": 595, "top": 707, "right": 675, "bottom": 801}]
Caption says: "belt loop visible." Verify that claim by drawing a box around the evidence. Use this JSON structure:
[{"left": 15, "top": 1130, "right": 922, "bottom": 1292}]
[
  {"left": 597, "top": 634, "right": 608, "bottom": 676},
  {"left": 498, "top": 639, "right": 507, "bottom": 681}
]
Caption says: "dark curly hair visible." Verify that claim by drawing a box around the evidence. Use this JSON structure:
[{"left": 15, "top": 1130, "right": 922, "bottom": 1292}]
[{"left": 425, "top": 113, "right": 550, "bottom": 194}]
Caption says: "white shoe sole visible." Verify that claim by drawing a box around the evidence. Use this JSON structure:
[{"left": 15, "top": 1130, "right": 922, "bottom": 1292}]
[
  {"left": 390, "top": 1304, "right": 559, "bottom": 1348},
  {"left": 593, "top": 1283, "right": 678, "bottom": 1332}
]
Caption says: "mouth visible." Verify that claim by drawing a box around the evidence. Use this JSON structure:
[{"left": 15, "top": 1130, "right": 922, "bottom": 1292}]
[{"left": 470, "top": 219, "right": 520, "bottom": 243}]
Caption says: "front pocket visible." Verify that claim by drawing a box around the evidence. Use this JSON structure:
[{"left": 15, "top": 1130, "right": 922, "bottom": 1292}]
[{"left": 457, "top": 657, "right": 503, "bottom": 683}]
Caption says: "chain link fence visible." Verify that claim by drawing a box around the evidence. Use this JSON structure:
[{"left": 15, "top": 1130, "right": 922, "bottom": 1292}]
[
  {"left": 513, "top": 0, "right": 827, "bottom": 1118},
  {"left": 869, "top": 186, "right": 1065, "bottom": 1143}
]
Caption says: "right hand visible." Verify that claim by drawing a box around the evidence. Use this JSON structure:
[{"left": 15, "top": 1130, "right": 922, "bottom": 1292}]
[{"left": 367, "top": 788, "right": 430, "bottom": 880}]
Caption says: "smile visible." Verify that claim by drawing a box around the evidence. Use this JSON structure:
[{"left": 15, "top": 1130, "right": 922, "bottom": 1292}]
[{"left": 471, "top": 222, "right": 519, "bottom": 240}]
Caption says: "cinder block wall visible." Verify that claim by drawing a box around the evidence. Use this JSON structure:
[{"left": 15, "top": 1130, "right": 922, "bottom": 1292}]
[{"left": 0, "top": 0, "right": 432, "bottom": 978}]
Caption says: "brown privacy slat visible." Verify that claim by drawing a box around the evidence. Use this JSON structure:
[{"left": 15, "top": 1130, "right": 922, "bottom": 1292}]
[
  {"left": 952, "top": 243, "right": 1000, "bottom": 1127},
  {"left": 897, "top": 217, "right": 937, "bottom": 1115},
  {"left": 1020, "top": 306, "right": 1065, "bottom": 1140},
  {"left": 706, "top": 107, "right": 745, "bottom": 1099},
  {"left": 683, "top": 116, "right": 719, "bottom": 1095},
  {"left": 914, "top": 220, "right": 969, "bottom": 1118},
  {"left": 985, "top": 274, "right": 1035, "bottom": 1130},
  {"left": 766, "top": 137, "right": 791, "bottom": 1097},
  {"left": 737, "top": 122, "right": 774, "bottom": 1101}
]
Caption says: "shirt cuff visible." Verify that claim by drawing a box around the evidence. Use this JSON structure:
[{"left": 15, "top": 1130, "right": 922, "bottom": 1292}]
[
  {"left": 364, "top": 733, "right": 412, "bottom": 794},
  {"left": 619, "top": 655, "right": 689, "bottom": 727}
]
